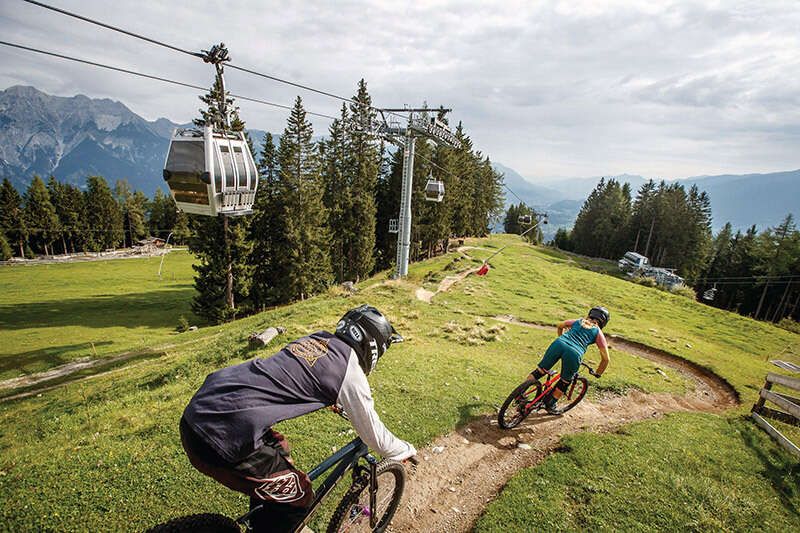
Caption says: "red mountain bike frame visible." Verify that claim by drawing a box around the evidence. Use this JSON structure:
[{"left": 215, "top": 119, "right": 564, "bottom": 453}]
[{"left": 523, "top": 371, "right": 580, "bottom": 410}]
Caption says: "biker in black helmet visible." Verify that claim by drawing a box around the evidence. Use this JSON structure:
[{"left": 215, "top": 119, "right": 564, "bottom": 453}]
[
  {"left": 528, "top": 306, "right": 611, "bottom": 414},
  {"left": 179, "top": 305, "right": 415, "bottom": 533}
]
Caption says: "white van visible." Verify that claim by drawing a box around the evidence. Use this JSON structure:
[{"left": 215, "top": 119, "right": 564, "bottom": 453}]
[{"left": 618, "top": 251, "right": 649, "bottom": 273}]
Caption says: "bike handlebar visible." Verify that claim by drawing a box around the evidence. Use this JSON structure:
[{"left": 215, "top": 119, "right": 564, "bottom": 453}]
[{"left": 581, "top": 362, "right": 600, "bottom": 378}]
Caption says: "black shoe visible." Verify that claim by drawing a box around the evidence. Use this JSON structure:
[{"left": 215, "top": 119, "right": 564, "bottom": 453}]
[{"left": 544, "top": 396, "right": 560, "bottom": 415}]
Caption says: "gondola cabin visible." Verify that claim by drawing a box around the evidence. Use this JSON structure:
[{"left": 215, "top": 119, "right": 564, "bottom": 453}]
[
  {"left": 518, "top": 214, "right": 532, "bottom": 224},
  {"left": 163, "top": 127, "right": 258, "bottom": 216},
  {"left": 424, "top": 178, "right": 445, "bottom": 202}
]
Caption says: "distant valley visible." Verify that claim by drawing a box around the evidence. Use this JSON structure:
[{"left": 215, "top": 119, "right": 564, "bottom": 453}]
[{"left": 493, "top": 163, "right": 799, "bottom": 238}]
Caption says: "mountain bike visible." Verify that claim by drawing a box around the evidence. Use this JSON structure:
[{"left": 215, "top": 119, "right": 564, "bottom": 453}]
[
  {"left": 150, "top": 408, "right": 416, "bottom": 533},
  {"left": 497, "top": 362, "right": 599, "bottom": 429}
]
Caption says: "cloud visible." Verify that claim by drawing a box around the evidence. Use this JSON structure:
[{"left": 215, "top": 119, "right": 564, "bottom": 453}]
[{"left": 0, "top": 0, "right": 798, "bottom": 179}]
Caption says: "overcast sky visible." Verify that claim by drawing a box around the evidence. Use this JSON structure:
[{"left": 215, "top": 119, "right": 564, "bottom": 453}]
[{"left": 1, "top": 0, "right": 798, "bottom": 180}]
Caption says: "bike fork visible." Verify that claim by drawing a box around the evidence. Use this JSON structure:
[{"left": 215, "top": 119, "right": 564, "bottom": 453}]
[{"left": 367, "top": 455, "right": 378, "bottom": 529}]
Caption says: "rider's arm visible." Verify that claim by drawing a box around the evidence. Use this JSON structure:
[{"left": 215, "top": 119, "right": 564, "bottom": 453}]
[
  {"left": 557, "top": 319, "right": 576, "bottom": 336},
  {"left": 337, "top": 352, "right": 417, "bottom": 461},
  {"left": 595, "top": 330, "right": 610, "bottom": 376}
]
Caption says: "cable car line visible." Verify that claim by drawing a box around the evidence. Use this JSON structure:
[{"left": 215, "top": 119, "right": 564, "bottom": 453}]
[
  {"left": 0, "top": 40, "right": 337, "bottom": 120},
  {"left": 18, "top": 0, "right": 424, "bottom": 125},
  {"left": 16, "top": 1, "right": 539, "bottom": 226},
  {"left": 20, "top": 0, "right": 203, "bottom": 59}
]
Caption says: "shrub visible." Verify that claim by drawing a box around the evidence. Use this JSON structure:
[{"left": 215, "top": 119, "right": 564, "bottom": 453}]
[
  {"left": 671, "top": 286, "right": 697, "bottom": 300},
  {"left": 777, "top": 318, "right": 800, "bottom": 335},
  {"left": 176, "top": 315, "right": 190, "bottom": 333}
]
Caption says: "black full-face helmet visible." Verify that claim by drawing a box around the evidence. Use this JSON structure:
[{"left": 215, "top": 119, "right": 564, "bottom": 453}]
[
  {"left": 588, "top": 306, "right": 610, "bottom": 329},
  {"left": 335, "top": 305, "right": 399, "bottom": 375}
]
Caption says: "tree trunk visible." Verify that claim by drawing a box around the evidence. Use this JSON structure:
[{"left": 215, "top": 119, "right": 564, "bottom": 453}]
[
  {"left": 643, "top": 217, "right": 655, "bottom": 257},
  {"left": 755, "top": 281, "right": 769, "bottom": 320},
  {"left": 772, "top": 281, "right": 791, "bottom": 322},
  {"left": 18, "top": 239, "right": 23, "bottom": 258},
  {"left": 62, "top": 236, "right": 68, "bottom": 255}
]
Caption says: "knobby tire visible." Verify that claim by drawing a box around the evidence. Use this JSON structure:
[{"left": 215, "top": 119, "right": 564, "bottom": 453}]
[
  {"left": 554, "top": 376, "right": 589, "bottom": 414},
  {"left": 498, "top": 379, "right": 540, "bottom": 429},
  {"left": 326, "top": 460, "right": 406, "bottom": 533}
]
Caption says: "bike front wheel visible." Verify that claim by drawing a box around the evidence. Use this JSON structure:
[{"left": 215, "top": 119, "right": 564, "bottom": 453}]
[
  {"left": 498, "top": 379, "right": 541, "bottom": 429},
  {"left": 554, "top": 377, "right": 589, "bottom": 414},
  {"left": 327, "top": 460, "right": 406, "bottom": 533}
]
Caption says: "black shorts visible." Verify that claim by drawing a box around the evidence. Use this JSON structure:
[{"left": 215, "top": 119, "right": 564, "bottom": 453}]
[{"left": 179, "top": 417, "right": 314, "bottom": 532}]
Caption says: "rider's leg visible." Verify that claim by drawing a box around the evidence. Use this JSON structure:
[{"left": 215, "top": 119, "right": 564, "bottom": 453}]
[
  {"left": 180, "top": 418, "right": 313, "bottom": 533},
  {"left": 528, "top": 340, "right": 563, "bottom": 381},
  {"left": 243, "top": 430, "right": 314, "bottom": 533},
  {"left": 542, "top": 349, "right": 581, "bottom": 413}
]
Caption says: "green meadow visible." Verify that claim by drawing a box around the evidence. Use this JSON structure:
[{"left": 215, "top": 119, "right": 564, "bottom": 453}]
[
  {"left": 0, "top": 235, "right": 797, "bottom": 531},
  {"left": 0, "top": 251, "right": 198, "bottom": 381}
]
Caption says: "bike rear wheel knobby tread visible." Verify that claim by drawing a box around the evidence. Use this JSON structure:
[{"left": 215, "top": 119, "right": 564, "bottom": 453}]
[
  {"left": 326, "top": 460, "right": 406, "bottom": 533},
  {"left": 498, "top": 379, "right": 540, "bottom": 429}
]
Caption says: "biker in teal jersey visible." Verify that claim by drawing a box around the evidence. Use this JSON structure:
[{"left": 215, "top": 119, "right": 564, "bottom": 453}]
[{"left": 529, "top": 307, "right": 611, "bottom": 414}]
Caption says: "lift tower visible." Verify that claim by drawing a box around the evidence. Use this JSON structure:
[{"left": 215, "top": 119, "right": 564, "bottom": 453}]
[{"left": 378, "top": 108, "right": 462, "bottom": 278}]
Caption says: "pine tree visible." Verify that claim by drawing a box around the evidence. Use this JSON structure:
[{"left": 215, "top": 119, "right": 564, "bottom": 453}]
[
  {"left": 85, "top": 176, "right": 124, "bottom": 251},
  {"left": 250, "top": 132, "right": 281, "bottom": 308},
  {"left": 323, "top": 105, "right": 351, "bottom": 282},
  {"left": 115, "top": 180, "right": 147, "bottom": 247},
  {"left": 374, "top": 145, "right": 402, "bottom": 270},
  {"left": 172, "top": 210, "right": 192, "bottom": 245},
  {"left": 46, "top": 176, "right": 68, "bottom": 254},
  {"left": 0, "top": 178, "right": 27, "bottom": 257},
  {"left": 188, "top": 58, "right": 255, "bottom": 320},
  {"left": 62, "top": 183, "right": 88, "bottom": 253},
  {"left": 0, "top": 232, "right": 11, "bottom": 261},
  {"left": 449, "top": 124, "right": 475, "bottom": 237},
  {"left": 344, "top": 80, "right": 379, "bottom": 279},
  {"left": 190, "top": 214, "right": 252, "bottom": 322},
  {"left": 23, "top": 175, "right": 60, "bottom": 255},
  {"left": 271, "top": 96, "right": 331, "bottom": 302}
]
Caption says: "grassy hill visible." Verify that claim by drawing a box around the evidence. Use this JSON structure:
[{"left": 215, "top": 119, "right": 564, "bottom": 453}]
[
  {"left": 0, "top": 251, "right": 198, "bottom": 382},
  {"left": 0, "top": 235, "right": 797, "bottom": 531}
]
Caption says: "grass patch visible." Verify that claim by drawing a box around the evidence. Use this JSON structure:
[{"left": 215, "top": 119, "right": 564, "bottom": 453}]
[
  {"left": 0, "top": 252, "right": 198, "bottom": 380},
  {"left": 0, "top": 235, "right": 797, "bottom": 531},
  {"left": 476, "top": 413, "right": 800, "bottom": 532}
]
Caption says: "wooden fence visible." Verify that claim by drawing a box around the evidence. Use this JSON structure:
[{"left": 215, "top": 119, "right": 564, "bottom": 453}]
[{"left": 751, "top": 372, "right": 800, "bottom": 459}]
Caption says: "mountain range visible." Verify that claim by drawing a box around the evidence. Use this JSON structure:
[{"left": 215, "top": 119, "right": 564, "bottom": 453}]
[
  {"left": 494, "top": 163, "right": 799, "bottom": 237},
  {"left": 1, "top": 86, "right": 796, "bottom": 237},
  {"left": 0, "top": 85, "right": 265, "bottom": 195}
]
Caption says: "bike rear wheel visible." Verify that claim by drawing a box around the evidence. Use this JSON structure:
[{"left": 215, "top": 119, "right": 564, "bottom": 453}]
[
  {"left": 498, "top": 379, "right": 541, "bottom": 429},
  {"left": 554, "top": 377, "right": 589, "bottom": 414},
  {"left": 146, "top": 513, "right": 240, "bottom": 533},
  {"left": 327, "top": 460, "right": 406, "bottom": 532}
]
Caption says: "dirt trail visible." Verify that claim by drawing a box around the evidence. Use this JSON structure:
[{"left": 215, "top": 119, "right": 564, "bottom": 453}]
[
  {"left": 415, "top": 267, "right": 480, "bottom": 304},
  {"left": 389, "top": 315, "right": 739, "bottom": 532}
]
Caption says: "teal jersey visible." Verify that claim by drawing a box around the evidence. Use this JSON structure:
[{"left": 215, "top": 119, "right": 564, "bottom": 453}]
[{"left": 559, "top": 318, "right": 599, "bottom": 356}]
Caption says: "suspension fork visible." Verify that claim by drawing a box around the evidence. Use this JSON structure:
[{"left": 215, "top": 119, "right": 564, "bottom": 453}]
[{"left": 367, "top": 455, "right": 378, "bottom": 528}]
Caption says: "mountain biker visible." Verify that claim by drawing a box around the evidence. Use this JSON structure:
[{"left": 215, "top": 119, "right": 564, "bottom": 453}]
[
  {"left": 179, "top": 305, "right": 417, "bottom": 533},
  {"left": 528, "top": 307, "right": 610, "bottom": 414}
]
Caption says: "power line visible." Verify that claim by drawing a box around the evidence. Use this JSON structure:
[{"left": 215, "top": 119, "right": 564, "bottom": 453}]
[
  {"left": 18, "top": 1, "right": 537, "bottom": 210},
  {"left": 21, "top": 0, "right": 203, "bottom": 58},
  {"left": 18, "top": 0, "right": 441, "bottom": 125},
  {"left": 0, "top": 40, "right": 337, "bottom": 120}
]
